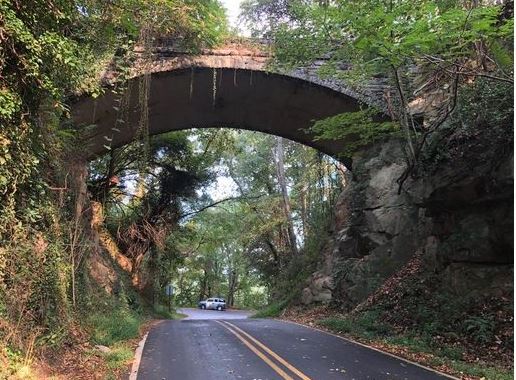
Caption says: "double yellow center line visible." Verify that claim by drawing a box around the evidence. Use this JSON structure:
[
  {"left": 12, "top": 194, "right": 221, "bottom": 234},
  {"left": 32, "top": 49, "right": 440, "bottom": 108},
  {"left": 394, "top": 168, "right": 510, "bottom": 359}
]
[{"left": 216, "top": 320, "right": 312, "bottom": 380}]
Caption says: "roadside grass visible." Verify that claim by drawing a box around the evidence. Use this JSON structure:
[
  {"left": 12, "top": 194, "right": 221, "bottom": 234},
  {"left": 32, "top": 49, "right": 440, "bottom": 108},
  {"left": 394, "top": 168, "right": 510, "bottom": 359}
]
[
  {"left": 252, "top": 299, "right": 290, "bottom": 318},
  {"left": 88, "top": 308, "right": 143, "bottom": 347},
  {"left": 83, "top": 296, "right": 147, "bottom": 378},
  {"left": 317, "top": 314, "right": 513, "bottom": 380},
  {"left": 104, "top": 343, "right": 134, "bottom": 370},
  {"left": 319, "top": 311, "right": 390, "bottom": 339},
  {"left": 152, "top": 304, "right": 187, "bottom": 320},
  {"left": 88, "top": 342, "right": 135, "bottom": 380},
  {"left": 436, "top": 360, "right": 514, "bottom": 380},
  {"left": 84, "top": 295, "right": 188, "bottom": 377}
]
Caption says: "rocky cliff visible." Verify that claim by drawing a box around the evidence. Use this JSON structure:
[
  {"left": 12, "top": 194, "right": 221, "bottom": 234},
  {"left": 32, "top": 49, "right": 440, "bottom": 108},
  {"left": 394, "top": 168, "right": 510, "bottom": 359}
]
[{"left": 302, "top": 116, "right": 513, "bottom": 310}]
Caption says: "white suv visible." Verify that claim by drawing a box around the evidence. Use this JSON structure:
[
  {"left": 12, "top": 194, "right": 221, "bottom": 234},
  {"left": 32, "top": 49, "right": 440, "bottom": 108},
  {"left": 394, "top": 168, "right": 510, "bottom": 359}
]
[{"left": 198, "top": 298, "right": 226, "bottom": 311}]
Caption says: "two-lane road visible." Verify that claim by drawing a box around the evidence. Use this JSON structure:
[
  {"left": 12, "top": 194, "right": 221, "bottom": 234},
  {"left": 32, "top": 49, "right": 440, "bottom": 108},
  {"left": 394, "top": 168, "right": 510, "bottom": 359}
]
[{"left": 134, "top": 308, "right": 454, "bottom": 380}]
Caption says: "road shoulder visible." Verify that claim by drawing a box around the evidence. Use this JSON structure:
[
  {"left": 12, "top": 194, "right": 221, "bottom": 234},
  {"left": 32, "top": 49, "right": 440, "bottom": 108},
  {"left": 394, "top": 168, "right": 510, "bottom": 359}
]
[
  {"left": 274, "top": 305, "right": 513, "bottom": 380},
  {"left": 274, "top": 317, "right": 459, "bottom": 380}
]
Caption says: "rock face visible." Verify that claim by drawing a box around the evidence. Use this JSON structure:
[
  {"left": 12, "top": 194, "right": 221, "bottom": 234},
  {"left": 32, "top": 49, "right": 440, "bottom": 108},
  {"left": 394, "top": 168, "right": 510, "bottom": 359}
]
[{"left": 302, "top": 127, "right": 513, "bottom": 309}]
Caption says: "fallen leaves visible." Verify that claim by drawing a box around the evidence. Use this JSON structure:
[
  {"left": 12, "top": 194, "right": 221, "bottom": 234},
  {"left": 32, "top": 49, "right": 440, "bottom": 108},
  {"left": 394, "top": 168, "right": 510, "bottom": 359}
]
[{"left": 277, "top": 253, "right": 513, "bottom": 380}]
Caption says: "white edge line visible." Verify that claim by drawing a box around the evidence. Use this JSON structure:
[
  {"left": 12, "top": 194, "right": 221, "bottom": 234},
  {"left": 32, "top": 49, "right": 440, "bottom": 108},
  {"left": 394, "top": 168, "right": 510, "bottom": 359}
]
[
  {"left": 274, "top": 318, "right": 460, "bottom": 380},
  {"left": 129, "top": 332, "right": 149, "bottom": 380}
]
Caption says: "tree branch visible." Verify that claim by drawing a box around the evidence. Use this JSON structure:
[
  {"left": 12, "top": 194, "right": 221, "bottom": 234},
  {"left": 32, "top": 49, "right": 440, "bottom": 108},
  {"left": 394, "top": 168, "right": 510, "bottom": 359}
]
[{"left": 179, "top": 194, "right": 266, "bottom": 220}]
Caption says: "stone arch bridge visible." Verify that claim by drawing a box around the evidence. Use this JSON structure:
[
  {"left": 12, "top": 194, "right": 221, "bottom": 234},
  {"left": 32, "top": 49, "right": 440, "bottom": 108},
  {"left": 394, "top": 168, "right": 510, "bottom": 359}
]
[{"left": 72, "top": 39, "right": 391, "bottom": 167}]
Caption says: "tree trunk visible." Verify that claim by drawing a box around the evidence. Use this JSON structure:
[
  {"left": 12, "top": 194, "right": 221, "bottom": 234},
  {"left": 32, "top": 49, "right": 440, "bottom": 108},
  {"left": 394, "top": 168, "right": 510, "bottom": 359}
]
[
  {"left": 274, "top": 137, "right": 298, "bottom": 255},
  {"left": 199, "top": 270, "right": 208, "bottom": 301},
  {"left": 69, "top": 159, "right": 89, "bottom": 221},
  {"left": 300, "top": 184, "right": 308, "bottom": 240},
  {"left": 227, "top": 269, "right": 238, "bottom": 307},
  {"left": 68, "top": 159, "right": 89, "bottom": 307}
]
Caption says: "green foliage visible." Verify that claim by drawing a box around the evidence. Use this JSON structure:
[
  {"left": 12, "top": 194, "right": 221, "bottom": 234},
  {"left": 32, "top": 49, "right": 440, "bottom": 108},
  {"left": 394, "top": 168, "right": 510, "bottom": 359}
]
[
  {"left": 2, "top": 346, "right": 21, "bottom": 371},
  {"left": 420, "top": 78, "right": 513, "bottom": 173},
  {"left": 164, "top": 130, "right": 344, "bottom": 309},
  {"left": 0, "top": 0, "right": 229, "bottom": 233},
  {"left": 386, "top": 334, "right": 463, "bottom": 361},
  {"left": 0, "top": 215, "right": 73, "bottom": 334},
  {"left": 87, "top": 309, "right": 142, "bottom": 346},
  {"left": 437, "top": 361, "right": 514, "bottom": 380},
  {"left": 0, "top": 89, "right": 22, "bottom": 120},
  {"left": 95, "top": 130, "right": 227, "bottom": 308},
  {"left": 82, "top": 283, "right": 146, "bottom": 347},
  {"left": 455, "top": 78, "right": 514, "bottom": 130},
  {"left": 319, "top": 311, "right": 390, "bottom": 339},
  {"left": 37, "top": 327, "right": 68, "bottom": 349},
  {"left": 268, "top": 1, "right": 513, "bottom": 75},
  {"left": 490, "top": 40, "right": 514, "bottom": 71},
  {"left": 152, "top": 305, "right": 187, "bottom": 320},
  {"left": 240, "top": 0, "right": 294, "bottom": 37},
  {"left": 463, "top": 316, "right": 496, "bottom": 344},
  {"left": 310, "top": 108, "right": 400, "bottom": 157},
  {"left": 252, "top": 299, "right": 290, "bottom": 318},
  {"left": 104, "top": 343, "right": 134, "bottom": 370},
  {"left": 246, "top": 0, "right": 513, "bottom": 174},
  {"left": 235, "top": 287, "right": 268, "bottom": 310}
]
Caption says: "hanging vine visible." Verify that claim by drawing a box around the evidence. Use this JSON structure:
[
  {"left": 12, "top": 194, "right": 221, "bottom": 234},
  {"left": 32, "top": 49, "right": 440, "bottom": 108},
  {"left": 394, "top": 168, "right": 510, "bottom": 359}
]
[
  {"left": 135, "top": 25, "right": 153, "bottom": 172},
  {"left": 189, "top": 67, "right": 195, "bottom": 100},
  {"left": 212, "top": 68, "right": 218, "bottom": 108}
]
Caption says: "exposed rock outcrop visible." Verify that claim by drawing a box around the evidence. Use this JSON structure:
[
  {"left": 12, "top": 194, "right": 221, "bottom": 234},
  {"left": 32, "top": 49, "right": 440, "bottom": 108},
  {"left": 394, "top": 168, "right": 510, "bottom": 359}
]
[{"left": 302, "top": 121, "right": 513, "bottom": 309}]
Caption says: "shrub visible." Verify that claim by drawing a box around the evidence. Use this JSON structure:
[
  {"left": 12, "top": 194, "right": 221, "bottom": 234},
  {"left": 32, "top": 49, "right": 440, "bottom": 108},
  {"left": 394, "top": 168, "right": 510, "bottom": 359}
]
[
  {"left": 87, "top": 308, "right": 142, "bottom": 346},
  {"left": 319, "top": 311, "right": 390, "bottom": 338},
  {"left": 463, "top": 315, "right": 496, "bottom": 344},
  {"left": 252, "top": 299, "right": 290, "bottom": 318},
  {"left": 319, "top": 318, "right": 353, "bottom": 334}
]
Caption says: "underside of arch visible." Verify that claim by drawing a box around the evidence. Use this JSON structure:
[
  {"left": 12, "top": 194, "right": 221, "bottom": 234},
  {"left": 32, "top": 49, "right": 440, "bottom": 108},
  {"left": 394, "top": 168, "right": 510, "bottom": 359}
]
[{"left": 72, "top": 68, "right": 364, "bottom": 167}]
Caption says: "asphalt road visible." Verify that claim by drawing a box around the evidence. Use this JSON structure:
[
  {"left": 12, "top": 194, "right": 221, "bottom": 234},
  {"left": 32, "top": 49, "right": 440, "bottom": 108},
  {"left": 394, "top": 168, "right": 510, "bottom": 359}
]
[
  {"left": 177, "top": 307, "right": 253, "bottom": 320},
  {"left": 135, "top": 311, "right": 454, "bottom": 380}
]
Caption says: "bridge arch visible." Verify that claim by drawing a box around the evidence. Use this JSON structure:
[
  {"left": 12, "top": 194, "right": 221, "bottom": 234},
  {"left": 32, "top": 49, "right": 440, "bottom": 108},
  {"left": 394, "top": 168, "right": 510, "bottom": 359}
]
[{"left": 72, "top": 44, "right": 381, "bottom": 167}]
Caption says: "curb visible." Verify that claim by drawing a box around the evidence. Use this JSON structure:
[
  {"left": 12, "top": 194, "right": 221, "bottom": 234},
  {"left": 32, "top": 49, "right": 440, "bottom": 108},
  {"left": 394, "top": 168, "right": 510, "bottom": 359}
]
[{"left": 129, "top": 332, "right": 148, "bottom": 380}]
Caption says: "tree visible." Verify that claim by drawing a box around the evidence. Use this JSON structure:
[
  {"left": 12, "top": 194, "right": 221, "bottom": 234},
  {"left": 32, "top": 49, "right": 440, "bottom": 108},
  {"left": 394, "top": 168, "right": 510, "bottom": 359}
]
[
  {"left": 0, "top": 0, "right": 229, "bottom": 372},
  {"left": 273, "top": 136, "right": 298, "bottom": 255},
  {"left": 242, "top": 0, "right": 513, "bottom": 185},
  {"left": 170, "top": 130, "right": 344, "bottom": 305}
]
